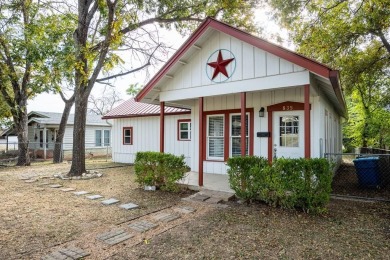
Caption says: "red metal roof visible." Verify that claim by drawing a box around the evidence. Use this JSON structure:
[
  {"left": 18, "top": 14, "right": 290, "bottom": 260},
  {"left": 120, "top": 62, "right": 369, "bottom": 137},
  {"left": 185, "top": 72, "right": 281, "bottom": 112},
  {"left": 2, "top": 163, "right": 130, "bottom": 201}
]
[{"left": 102, "top": 98, "right": 190, "bottom": 119}]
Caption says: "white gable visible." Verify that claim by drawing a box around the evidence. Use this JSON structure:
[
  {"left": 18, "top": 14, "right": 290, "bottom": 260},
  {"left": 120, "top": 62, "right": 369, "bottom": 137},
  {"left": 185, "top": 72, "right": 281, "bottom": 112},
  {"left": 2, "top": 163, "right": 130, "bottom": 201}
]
[{"left": 159, "top": 31, "right": 307, "bottom": 101}]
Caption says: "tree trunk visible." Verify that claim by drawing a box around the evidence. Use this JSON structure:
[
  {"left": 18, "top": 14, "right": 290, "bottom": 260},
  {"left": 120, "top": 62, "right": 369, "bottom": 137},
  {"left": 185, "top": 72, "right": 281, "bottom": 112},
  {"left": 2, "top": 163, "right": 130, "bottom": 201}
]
[
  {"left": 53, "top": 98, "right": 74, "bottom": 163},
  {"left": 14, "top": 105, "right": 30, "bottom": 166},
  {"left": 362, "top": 122, "right": 369, "bottom": 148},
  {"left": 68, "top": 89, "right": 88, "bottom": 176},
  {"left": 362, "top": 106, "right": 371, "bottom": 148}
]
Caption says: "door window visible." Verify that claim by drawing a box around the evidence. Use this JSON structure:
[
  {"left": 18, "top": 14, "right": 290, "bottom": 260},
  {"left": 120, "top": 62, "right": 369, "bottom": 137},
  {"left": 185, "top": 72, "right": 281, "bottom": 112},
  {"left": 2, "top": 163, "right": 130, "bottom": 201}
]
[{"left": 279, "top": 116, "right": 299, "bottom": 147}]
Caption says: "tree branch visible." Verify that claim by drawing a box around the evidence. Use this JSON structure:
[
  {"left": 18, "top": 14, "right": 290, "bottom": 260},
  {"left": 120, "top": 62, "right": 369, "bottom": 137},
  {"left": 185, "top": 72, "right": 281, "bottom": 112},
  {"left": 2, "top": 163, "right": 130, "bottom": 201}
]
[
  {"left": 96, "top": 43, "right": 161, "bottom": 82},
  {"left": 90, "top": 16, "right": 202, "bottom": 52},
  {"left": 86, "top": 0, "right": 117, "bottom": 94},
  {"left": 59, "top": 90, "right": 75, "bottom": 103},
  {"left": 376, "top": 30, "right": 390, "bottom": 54},
  {"left": 0, "top": 37, "right": 20, "bottom": 96}
]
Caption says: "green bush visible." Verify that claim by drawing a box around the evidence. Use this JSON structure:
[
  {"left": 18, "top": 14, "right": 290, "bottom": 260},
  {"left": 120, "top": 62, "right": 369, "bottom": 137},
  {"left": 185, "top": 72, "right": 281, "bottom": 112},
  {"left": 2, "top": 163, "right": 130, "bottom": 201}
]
[
  {"left": 226, "top": 156, "right": 269, "bottom": 201},
  {"left": 134, "top": 152, "right": 188, "bottom": 192},
  {"left": 227, "top": 156, "right": 333, "bottom": 213},
  {"left": 271, "top": 158, "right": 333, "bottom": 213}
]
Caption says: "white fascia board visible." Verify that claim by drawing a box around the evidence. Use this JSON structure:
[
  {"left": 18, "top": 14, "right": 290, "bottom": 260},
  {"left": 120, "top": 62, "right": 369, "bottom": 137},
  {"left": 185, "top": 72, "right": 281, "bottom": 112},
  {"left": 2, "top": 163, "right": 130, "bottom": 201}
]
[{"left": 160, "top": 71, "right": 310, "bottom": 102}]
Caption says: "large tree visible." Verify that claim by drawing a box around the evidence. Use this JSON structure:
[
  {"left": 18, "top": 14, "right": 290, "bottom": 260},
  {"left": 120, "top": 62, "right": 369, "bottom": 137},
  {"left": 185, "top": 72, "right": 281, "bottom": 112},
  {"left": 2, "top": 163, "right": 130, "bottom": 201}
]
[
  {"left": 59, "top": 0, "right": 260, "bottom": 175},
  {"left": 266, "top": 0, "right": 390, "bottom": 148},
  {"left": 0, "top": 0, "right": 73, "bottom": 165}
]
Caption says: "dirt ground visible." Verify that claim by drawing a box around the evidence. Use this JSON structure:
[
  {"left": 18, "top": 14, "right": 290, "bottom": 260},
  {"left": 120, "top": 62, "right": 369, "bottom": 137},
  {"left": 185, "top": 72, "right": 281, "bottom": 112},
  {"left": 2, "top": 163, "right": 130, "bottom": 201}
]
[{"left": 0, "top": 162, "right": 389, "bottom": 259}]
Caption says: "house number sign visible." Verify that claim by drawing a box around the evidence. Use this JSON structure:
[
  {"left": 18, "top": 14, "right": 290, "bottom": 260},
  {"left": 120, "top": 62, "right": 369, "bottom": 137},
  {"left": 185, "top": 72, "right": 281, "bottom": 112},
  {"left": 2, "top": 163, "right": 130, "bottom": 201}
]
[{"left": 282, "top": 105, "right": 294, "bottom": 111}]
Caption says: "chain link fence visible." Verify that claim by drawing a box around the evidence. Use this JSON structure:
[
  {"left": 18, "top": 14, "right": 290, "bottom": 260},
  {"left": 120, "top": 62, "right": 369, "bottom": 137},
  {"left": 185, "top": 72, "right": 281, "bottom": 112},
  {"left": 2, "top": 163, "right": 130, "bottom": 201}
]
[
  {"left": 0, "top": 142, "right": 112, "bottom": 166},
  {"left": 326, "top": 152, "right": 390, "bottom": 201}
]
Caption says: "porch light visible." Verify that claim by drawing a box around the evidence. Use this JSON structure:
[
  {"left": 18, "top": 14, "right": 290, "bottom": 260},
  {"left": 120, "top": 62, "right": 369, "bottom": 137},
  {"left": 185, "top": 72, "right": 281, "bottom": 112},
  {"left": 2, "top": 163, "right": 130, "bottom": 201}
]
[{"left": 259, "top": 107, "right": 265, "bottom": 117}]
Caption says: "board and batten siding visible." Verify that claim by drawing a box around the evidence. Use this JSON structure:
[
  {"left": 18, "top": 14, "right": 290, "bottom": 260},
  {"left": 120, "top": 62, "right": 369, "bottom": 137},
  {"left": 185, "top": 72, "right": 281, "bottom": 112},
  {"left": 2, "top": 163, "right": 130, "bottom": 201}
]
[
  {"left": 190, "top": 87, "right": 321, "bottom": 175},
  {"left": 111, "top": 114, "right": 191, "bottom": 165},
  {"left": 159, "top": 31, "right": 309, "bottom": 102}
]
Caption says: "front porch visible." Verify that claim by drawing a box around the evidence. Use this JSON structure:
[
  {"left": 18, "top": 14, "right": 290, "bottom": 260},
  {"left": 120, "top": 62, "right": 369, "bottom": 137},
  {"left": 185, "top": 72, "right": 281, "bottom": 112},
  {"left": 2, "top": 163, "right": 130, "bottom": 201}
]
[{"left": 179, "top": 171, "right": 233, "bottom": 193}]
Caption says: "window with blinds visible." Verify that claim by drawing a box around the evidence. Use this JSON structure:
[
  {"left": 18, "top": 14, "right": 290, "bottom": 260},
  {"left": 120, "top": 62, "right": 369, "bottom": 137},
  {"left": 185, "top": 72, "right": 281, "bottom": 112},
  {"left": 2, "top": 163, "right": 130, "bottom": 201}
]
[
  {"left": 207, "top": 115, "right": 224, "bottom": 159},
  {"left": 231, "top": 114, "right": 249, "bottom": 157}
]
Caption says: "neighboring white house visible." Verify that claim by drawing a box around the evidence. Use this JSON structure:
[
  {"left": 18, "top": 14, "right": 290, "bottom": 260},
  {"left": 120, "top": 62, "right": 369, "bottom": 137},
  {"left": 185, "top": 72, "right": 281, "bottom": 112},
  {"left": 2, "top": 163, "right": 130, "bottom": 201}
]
[
  {"left": 104, "top": 17, "right": 346, "bottom": 187},
  {"left": 103, "top": 98, "right": 191, "bottom": 165},
  {"left": 2, "top": 111, "right": 112, "bottom": 159}
]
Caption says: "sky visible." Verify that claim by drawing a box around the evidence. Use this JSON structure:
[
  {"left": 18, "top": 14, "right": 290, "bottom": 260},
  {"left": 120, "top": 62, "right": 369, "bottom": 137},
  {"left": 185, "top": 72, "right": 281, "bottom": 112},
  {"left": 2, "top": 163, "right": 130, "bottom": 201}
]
[{"left": 27, "top": 9, "right": 289, "bottom": 114}]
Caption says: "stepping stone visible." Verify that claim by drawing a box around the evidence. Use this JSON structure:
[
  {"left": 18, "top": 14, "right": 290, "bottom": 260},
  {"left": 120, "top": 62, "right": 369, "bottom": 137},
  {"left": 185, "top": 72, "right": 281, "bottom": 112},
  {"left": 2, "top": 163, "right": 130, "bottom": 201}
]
[
  {"left": 86, "top": 194, "right": 104, "bottom": 200},
  {"left": 174, "top": 206, "right": 196, "bottom": 214},
  {"left": 97, "top": 229, "right": 134, "bottom": 245},
  {"left": 205, "top": 197, "right": 222, "bottom": 204},
  {"left": 73, "top": 191, "right": 90, "bottom": 196},
  {"left": 24, "top": 179, "right": 37, "bottom": 183},
  {"left": 128, "top": 220, "right": 158, "bottom": 233},
  {"left": 41, "top": 246, "right": 90, "bottom": 260},
  {"left": 152, "top": 212, "right": 180, "bottom": 223},
  {"left": 211, "top": 203, "right": 229, "bottom": 209},
  {"left": 101, "top": 198, "right": 120, "bottom": 205},
  {"left": 119, "top": 203, "right": 139, "bottom": 210},
  {"left": 49, "top": 184, "right": 63, "bottom": 188},
  {"left": 61, "top": 188, "right": 76, "bottom": 192},
  {"left": 191, "top": 194, "right": 210, "bottom": 202},
  {"left": 38, "top": 182, "right": 51, "bottom": 186}
]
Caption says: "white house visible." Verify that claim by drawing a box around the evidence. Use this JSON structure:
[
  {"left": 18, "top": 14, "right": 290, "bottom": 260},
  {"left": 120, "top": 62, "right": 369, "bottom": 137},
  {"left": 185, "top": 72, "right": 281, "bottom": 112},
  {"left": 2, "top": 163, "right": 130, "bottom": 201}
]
[
  {"left": 103, "top": 98, "right": 191, "bottom": 165},
  {"left": 3, "top": 111, "right": 112, "bottom": 159},
  {"left": 104, "top": 18, "right": 346, "bottom": 187}
]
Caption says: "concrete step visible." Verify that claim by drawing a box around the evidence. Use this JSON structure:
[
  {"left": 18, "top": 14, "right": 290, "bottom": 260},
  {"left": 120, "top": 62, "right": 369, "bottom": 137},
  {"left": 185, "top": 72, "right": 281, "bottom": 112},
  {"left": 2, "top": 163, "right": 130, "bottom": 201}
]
[{"left": 198, "top": 189, "right": 234, "bottom": 202}]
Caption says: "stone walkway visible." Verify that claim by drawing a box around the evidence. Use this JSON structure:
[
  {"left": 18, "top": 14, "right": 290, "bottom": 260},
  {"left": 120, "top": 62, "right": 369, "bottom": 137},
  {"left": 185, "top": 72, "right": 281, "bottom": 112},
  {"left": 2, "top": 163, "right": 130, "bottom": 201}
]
[
  {"left": 20, "top": 175, "right": 229, "bottom": 259},
  {"left": 41, "top": 246, "right": 90, "bottom": 260}
]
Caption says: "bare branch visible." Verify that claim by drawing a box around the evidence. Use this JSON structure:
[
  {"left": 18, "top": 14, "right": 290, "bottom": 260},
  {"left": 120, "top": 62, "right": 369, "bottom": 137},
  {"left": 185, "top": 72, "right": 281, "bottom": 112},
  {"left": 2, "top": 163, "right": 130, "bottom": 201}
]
[{"left": 96, "top": 43, "right": 161, "bottom": 82}]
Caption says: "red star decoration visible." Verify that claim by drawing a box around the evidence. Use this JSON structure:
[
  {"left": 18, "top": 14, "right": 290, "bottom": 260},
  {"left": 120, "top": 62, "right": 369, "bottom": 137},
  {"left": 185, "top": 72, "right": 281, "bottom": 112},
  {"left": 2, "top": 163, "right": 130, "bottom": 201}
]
[{"left": 207, "top": 50, "right": 234, "bottom": 80}]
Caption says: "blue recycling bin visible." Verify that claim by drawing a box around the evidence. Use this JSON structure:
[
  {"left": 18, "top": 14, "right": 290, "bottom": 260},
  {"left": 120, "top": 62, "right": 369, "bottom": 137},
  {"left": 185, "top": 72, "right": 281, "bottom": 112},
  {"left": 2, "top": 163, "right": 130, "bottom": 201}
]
[{"left": 353, "top": 157, "right": 381, "bottom": 188}]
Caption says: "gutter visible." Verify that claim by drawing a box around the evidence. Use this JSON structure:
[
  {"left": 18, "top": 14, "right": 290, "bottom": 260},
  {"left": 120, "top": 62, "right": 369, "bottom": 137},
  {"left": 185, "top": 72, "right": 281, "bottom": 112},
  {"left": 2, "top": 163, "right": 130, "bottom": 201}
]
[{"left": 329, "top": 70, "right": 348, "bottom": 119}]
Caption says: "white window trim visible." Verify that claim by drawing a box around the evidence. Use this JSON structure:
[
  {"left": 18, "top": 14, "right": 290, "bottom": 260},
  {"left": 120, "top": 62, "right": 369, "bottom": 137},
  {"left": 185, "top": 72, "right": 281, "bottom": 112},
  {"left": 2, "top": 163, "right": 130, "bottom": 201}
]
[
  {"left": 279, "top": 115, "right": 300, "bottom": 148},
  {"left": 178, "top": 121, "right": 191, "bottom": 141},
  {"left": 103, "top": 129, "right": 110, "bottom": 146},
  {"left": 229, "top": 113, "right": 250, "bottom": 157},
  {"left": 95, "top": 130, "right": 102, "bottom": 147},
  {"left": 206, "top": 114, "right": 225, "bottom": 161},
  {"left": 95, "top": 129, "right": 110, "bottom": 147}
]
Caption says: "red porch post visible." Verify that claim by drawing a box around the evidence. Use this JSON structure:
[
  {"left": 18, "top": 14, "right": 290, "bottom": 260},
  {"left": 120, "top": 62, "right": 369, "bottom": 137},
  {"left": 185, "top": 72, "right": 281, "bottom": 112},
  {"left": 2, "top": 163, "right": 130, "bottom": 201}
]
[
  {"left": 241, "top": 92, "right": 246, "bottom": 156},
  {"left": 267, "top": 110, "right": 273, "bottom": 164},
  {"left": 304, "top": 84, "right": 311, "bottom": 158},
  {"left": 160, "top": 101, "right": 165, "bottom": 153},
  {"left": 198, "top": 97, "right": 204, "bottom": 186}
]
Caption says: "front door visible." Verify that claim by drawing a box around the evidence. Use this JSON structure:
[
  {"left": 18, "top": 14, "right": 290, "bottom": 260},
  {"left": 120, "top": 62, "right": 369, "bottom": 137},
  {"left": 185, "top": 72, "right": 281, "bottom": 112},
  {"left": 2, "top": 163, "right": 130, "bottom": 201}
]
[{"left": 273, "top": 111, "right": 304, "bottom": 159}]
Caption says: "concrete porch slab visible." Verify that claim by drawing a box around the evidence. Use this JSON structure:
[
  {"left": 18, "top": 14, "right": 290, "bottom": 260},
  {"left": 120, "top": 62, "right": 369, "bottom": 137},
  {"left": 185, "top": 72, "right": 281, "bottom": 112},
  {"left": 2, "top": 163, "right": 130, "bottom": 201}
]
[{"left": 178, "top": 171, "right": 234, "bottom": 194}]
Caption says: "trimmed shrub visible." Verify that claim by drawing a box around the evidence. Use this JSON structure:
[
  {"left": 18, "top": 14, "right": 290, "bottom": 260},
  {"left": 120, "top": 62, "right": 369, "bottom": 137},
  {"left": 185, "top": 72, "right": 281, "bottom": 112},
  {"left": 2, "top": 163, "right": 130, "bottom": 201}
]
[
  {"left": 226, "top": 156, "right": 269, "bottom": 201},
  {"left": 227, "top": 156, "right": 333, "bottom": 213},
  {"left": 271, "top": 158, "right": 333, "bottom": 213},
  {"left": 134, "top": 152, "right": 188, "bottom": 192}
]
